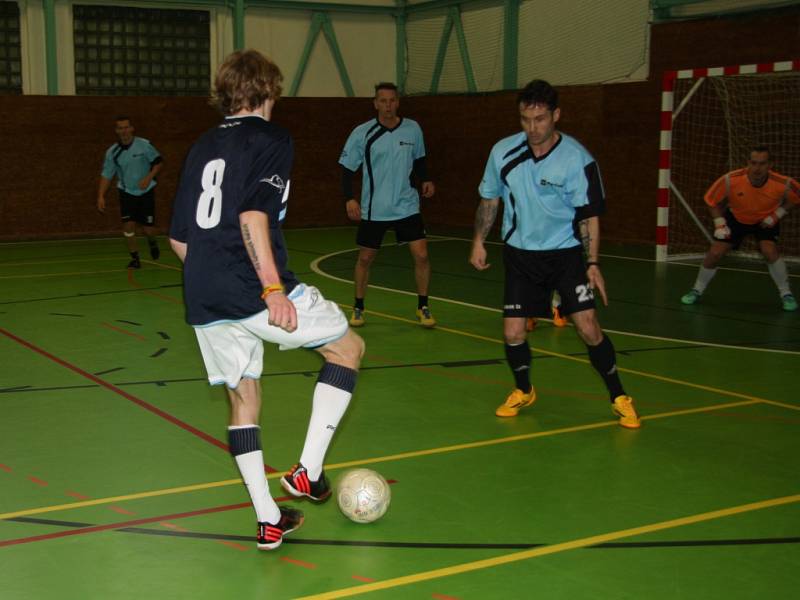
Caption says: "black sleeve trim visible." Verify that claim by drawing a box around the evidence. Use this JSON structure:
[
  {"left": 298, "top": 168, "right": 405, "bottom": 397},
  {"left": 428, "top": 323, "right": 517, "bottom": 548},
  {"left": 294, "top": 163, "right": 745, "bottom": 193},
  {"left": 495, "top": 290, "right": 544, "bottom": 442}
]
[
  {"left": 412, "top": 156, "right": 429, "bottom": 182},
  {"left": 575, "top": 161, "right": 605, "bottom": 220},
  {"left": 150, "top": 156, "right": 164, "bottom": 166},
  {"left": 342, "top": 166, "right": 356, "bottom": 200}
]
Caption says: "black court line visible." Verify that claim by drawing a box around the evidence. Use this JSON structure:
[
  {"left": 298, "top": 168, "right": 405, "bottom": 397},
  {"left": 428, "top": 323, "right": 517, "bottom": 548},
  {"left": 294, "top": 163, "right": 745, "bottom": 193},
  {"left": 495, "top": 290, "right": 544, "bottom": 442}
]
[
  {"left": 7, "top": 516, "right": 798, "bottom": 551},
  {"left": 150, "top": 348, "right": 168, "bottom": 358},
  {"left": 49, "top": 312, "right": 84, "bottom": 317},
  {"left": 93, "top": 367, "right": 124, "bottom": 376},
  {"left": 117, "top": 319, "right": 142, "bottom": 326},
  {"left": 157, "top": 331, "right": 170, "bottom": 340},
  {"left": 0, "top": 342, "right": 744, "bottom": 396}
]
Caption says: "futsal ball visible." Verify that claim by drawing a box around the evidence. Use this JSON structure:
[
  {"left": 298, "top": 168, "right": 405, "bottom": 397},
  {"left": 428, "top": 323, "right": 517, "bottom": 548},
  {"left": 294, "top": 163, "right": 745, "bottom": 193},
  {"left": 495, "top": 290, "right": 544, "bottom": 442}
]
[{"left": 336, "top": 468, "right": 391, "bottom": 523}]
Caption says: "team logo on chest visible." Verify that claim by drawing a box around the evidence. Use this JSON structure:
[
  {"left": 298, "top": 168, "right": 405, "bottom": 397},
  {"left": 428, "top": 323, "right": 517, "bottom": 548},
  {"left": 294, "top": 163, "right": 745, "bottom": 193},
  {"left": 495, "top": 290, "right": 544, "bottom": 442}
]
[{"left": 261, "top": 174, "right": 286, "bottom": 192}]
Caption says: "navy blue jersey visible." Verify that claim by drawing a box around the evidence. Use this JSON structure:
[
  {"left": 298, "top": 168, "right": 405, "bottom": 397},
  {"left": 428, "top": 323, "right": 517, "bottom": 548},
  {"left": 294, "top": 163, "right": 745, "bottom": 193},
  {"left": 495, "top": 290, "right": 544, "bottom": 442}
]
[
  {"left": 479, "top": 132, "right": 605, "bottom": 251},
  {"left": 170, "top": 115, "right": 298, "bottom": 326},
  {"left": 339, "top": 117, "right": 426, "bottom": 221}
]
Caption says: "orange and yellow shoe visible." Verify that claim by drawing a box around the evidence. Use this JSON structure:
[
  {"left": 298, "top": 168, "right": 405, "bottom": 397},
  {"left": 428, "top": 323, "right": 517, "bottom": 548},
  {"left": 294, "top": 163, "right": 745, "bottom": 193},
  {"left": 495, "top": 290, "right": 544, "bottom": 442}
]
[
  {"left": 495, "top": 388, "right": 536, "bottom": 417},
  {"left": 551, "top": 306, "right": 568, "bottom": 327},
  {"left": 349, "top": 308, "right": 365, "bottom": 327},
  {"left": 612, "top": 395, "right": 641, "bottom": 429},
  {"left": 526, "top": 317, "right": 537, "bottom": 332},
  {"left": 416, "top": 306, "right": 436, "bottom": 328}
]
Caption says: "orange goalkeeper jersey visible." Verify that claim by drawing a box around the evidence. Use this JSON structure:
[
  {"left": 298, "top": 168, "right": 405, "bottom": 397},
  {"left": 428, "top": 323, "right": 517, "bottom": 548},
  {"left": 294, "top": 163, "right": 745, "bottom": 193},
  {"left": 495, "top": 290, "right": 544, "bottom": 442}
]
[{"left": 704, "top": 169, "right": 800, "bottom": 225}]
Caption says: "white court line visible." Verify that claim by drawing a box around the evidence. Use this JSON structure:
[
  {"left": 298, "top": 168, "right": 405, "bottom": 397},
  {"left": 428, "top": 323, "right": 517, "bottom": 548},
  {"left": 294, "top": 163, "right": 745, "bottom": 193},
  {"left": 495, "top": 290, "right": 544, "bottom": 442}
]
[
  {"left": 428, "top": 234, "right": 800, "bottom": 279},
  {"left": 310, "top": 238, "right": 800, "bottom": 356}
]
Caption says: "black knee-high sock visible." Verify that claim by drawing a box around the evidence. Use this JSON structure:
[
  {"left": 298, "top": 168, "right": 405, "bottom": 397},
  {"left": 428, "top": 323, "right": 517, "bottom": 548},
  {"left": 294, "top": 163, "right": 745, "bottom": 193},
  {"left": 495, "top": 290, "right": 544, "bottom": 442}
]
[
  {"left": 587, "top": 335, "right": 625, "bottom": 401},
  {"left": 505, "top": 341, "right": 532, "bottom": 394}
]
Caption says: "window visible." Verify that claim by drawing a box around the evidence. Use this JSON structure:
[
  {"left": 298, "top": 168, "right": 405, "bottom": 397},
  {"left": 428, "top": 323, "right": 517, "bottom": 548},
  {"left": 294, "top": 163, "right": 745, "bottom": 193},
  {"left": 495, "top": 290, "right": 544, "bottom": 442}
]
[
  {"left": 0, "top": 1, "right": 22, "bottom": 95},
  {"left": 73, "top": 5, "right": 210, "bottom": 96}
]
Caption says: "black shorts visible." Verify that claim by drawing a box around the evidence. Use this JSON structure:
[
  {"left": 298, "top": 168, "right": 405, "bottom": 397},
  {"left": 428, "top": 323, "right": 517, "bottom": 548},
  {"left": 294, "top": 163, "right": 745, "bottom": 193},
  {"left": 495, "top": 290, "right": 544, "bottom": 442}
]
[
  {"left": 356, "top": 213, "right": 426, "bottom": 249},
  {"left": 722, "top": 209, "right": 780, "bottom": 249},
  {"left": 503, "top": 244, "right": 595, "bottom": 318},
  {"left": 120, "top": 189, "right": 156, "bottom": 226}
]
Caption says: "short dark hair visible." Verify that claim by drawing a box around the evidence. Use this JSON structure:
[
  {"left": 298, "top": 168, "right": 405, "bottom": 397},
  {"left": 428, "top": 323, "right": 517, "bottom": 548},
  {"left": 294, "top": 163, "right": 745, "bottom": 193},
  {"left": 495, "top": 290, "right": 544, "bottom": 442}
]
[
  {"left": 115, "top": 115, "right": 131, "bottom": 123},
  {"left": 517, "top": 80, "right": 558, "bottom": 112},
  {"left": 751, "top": 145, "right": 770, "bottom": 159},
  {"left": 374, "top": 82, "right": 398, "bottom": 97}
]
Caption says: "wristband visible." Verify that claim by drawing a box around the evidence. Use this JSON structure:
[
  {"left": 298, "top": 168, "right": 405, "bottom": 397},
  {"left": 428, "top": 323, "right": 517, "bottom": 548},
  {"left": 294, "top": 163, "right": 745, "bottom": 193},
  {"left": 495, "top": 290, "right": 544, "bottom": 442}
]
[
  {"left": 775, "top": 207, "right": 787, "bottom": 220},
  {"left": 713, "top": 217, "right": 727, "bottom": 228},
  {"left": 586, "top": 261, "right": 599, "bottom": 267},
  {"left": 260, "top": 283, "right": 285, "bottom": 299}
]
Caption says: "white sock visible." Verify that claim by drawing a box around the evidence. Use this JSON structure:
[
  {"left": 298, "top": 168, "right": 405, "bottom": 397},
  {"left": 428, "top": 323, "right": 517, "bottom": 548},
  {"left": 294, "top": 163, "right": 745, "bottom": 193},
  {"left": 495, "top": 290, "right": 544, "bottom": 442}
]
[
  {"left": 229, "top": 425, "right": 280, "bottom": 524},
  {"left": 693, "top": 266, "right": 717, "bottom": 294},
  {"left": 299, "top": 383, "right": 352, "bottom": 481},
  {"left": 767, "top": 258, "right": 791, "bottom": 296}
]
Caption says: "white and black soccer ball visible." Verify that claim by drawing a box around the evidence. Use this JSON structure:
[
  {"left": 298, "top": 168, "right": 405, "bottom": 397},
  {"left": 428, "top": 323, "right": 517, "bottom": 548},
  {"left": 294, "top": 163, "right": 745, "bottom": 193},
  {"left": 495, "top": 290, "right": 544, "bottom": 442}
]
[{"left": 336, "top": 468, "right": 391, "bottom": 523}]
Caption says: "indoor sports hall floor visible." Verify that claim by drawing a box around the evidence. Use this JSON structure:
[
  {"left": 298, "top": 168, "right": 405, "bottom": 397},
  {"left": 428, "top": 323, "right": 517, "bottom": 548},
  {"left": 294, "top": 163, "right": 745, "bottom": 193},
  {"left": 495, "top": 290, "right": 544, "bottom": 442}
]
[{"left": 1, "top": 228, "right": 798, "bottom": 599}]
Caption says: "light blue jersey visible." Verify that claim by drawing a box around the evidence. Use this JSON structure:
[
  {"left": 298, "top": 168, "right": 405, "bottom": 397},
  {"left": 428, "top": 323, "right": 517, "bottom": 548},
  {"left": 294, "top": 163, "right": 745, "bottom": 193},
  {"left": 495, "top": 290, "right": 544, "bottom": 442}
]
[
  {"left": 101, "top": 137, "right": 161, "bottom": 196},
  {"left": 339, "top": 118, "right": 426, "bottom": 221},
  {"left": 479, "top": 132, "right": 604, "bottom": 251}
]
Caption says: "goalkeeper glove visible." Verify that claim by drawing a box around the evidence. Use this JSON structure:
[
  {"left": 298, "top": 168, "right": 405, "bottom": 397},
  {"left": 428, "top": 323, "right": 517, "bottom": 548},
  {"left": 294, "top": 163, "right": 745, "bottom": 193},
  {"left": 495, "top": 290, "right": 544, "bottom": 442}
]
[
  {"left": 713, "top": 217, "right": 731, "bottom": 240},
  {"left": 760, "top": 207, "right": 787, "bottom": 228}
]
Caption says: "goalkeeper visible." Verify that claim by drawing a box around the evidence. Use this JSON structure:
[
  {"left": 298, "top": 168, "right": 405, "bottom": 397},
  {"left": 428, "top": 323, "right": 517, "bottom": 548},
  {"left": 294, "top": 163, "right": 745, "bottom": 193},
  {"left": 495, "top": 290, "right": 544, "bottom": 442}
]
[{"left": 681, "top": 146, "right": 800, "bottom": 311}]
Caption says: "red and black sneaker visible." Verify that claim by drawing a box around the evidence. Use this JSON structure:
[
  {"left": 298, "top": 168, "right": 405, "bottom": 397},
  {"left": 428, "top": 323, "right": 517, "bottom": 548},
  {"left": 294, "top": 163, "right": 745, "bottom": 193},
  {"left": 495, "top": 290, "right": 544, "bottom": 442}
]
[
  {"left": 280, "top": 463, "right": 332, "bottom": 502},
  {"left": 257, "top": 506, "right": 304, "bottom": 550}
]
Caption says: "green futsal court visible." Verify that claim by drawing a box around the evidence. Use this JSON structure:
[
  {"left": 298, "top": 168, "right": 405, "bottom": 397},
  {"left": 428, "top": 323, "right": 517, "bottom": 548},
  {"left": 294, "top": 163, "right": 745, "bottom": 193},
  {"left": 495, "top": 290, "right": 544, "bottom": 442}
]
[{"left": 1, "top": 228, "right": 798, "bottom": 599}]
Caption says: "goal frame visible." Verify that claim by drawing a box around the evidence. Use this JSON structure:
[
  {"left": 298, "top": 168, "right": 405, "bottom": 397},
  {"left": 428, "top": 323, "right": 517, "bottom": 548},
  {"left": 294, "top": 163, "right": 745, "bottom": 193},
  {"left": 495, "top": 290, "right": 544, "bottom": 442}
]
[{"left": 655, "top": 59, "right": 800, "bottom": 261}]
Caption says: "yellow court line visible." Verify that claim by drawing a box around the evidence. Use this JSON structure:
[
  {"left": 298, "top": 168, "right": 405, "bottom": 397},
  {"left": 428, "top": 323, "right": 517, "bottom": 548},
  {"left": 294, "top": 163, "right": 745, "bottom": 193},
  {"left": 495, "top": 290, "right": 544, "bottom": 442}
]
[
  {"left": 758, "top": 398, "right": 800, "bottom": 412},
  {"left": 0, "top": 479, "right": 241, "bottom": 520},
  {"left": 0, "top": 399, "right": 758, "bottom": 522},
  {"left": 296, "top": 493, "right": 800, "bottom": 599},
  {"left": 0, "top": 269, "right": 124, "bottom": 280},
  {"left": 363, "top": 309, "right": 797, "bottom": 409}
]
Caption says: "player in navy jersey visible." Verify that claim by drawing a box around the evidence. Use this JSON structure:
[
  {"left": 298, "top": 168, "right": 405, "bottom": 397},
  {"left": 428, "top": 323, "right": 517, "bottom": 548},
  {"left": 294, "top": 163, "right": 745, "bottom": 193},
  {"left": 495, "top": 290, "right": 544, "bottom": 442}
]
[
  {"left": 169, "top": 50, "right": 365, "bottom": 550},
  {"left": 339, "top": 82, "right": 437, "bottom": 328},
  {"left": 469, "top": 80, "right": 640, "bottom": 428},
  {"left": 97, "top": 116, "right": 163, "bottom": 269}
]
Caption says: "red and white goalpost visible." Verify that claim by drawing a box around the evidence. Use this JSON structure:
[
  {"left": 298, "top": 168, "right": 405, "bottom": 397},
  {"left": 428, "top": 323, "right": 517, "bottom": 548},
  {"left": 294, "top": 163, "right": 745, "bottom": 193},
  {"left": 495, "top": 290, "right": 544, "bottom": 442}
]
[{"left": 656, "top": 59, "right": 800, "bottom": 262}]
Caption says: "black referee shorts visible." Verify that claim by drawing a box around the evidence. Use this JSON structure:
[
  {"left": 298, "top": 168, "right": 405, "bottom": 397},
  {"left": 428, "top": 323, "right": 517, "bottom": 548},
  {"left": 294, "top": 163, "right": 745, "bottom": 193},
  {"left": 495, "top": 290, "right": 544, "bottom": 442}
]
[
  {"left": 119, "top": 189, "right": 156, "bottom": 226},
  {"left": 356, "top": 213, "right": 426, "bottom": 249},
  {"left": 503, "top": 244, "right": 595, "bottom": 318}
]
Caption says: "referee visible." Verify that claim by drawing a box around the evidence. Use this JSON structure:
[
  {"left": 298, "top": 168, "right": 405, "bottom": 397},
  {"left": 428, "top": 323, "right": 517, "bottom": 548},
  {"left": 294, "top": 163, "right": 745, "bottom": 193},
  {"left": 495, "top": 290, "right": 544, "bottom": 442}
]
[
  {"left": 97, "top": 116, "right": 163, "bottom": 269},
  {"left": 339, "top": 82, "right": 436, "bottom": 328}
]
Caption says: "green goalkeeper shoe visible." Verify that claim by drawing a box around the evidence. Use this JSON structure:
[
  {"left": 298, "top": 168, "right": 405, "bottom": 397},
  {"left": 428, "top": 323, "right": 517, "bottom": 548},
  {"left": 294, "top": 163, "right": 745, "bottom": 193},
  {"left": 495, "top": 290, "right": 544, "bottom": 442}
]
[
  {"left": 681, "top": 289, "right": 701, "bottom": 305},
  {"left": 782, "top": 294, "right": 798, "bottom": 312}
]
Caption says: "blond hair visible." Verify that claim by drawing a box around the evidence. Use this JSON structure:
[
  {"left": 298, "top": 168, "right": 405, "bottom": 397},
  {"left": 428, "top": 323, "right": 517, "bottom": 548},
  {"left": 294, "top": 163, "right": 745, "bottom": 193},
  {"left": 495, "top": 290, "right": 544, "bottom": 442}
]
[{"left": 211, "top": 49, "right": 283, "bottom": 115}]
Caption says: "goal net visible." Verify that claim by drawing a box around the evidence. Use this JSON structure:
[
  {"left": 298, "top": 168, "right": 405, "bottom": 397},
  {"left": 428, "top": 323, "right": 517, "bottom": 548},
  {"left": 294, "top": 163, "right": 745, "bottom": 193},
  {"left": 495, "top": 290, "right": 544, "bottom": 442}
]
[{"left": 657, "top": 61, "right": 800, "bottom": 261}]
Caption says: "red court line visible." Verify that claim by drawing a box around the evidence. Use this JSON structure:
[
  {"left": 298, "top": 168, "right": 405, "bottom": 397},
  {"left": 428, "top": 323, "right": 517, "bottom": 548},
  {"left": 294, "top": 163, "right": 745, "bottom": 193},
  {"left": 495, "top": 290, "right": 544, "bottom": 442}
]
[
  {"left": 217, "top": 540, "right": 249, "bottom": 552},
  {"left": 101, "top": 322, "right": 147, "bottom": 341},
  {"left": 0, "top": 464, "right": 12, "bottom": 473},
  {"left": 1, "top": 493, "right": 298, "bottom": 548},
  {"left": 1, "top": 327, "right": 229, "bottom": 453},
  {"left": 0, "top": 502, "right": 251, "bottom": 548},
  {"left": 27, "top": 476, "right": 48, "bottom": 487},
  {"left": 281, "top": 556, "right": 317, "bottom": 569}
]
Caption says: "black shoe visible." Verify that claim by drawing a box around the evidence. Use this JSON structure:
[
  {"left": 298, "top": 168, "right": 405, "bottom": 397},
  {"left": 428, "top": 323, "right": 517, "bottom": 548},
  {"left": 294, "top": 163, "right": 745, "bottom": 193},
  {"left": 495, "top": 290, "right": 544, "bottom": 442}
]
[
  {"left": 149, "top": 243, "right": 160, "bottom": 260},
  {"left": 257, "top": 506, "right": 304, "bottom": 550},
  {"left": 280, "top": 463, "right": 332, "bottom": 502},
  {"left": 127, "top": 257, "right": 141, "bottom": 269}
]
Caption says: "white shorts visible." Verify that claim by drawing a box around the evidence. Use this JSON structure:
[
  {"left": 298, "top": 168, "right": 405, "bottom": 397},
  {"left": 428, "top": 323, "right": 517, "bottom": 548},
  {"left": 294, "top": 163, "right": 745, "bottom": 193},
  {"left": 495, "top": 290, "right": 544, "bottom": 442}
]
[{"left": 193, "top": 284, "right": 348, "bottom": 388}]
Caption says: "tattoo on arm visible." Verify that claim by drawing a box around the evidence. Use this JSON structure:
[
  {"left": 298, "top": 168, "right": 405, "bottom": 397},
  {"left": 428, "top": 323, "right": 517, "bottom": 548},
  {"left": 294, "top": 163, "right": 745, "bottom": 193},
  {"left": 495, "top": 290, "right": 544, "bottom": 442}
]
[
  {"left": 579, "top": 219, "right": 592, "bottom": 258},
  {"left": 241, "top": 223, "right": 261, "bottom": 273},
  {"left": 474, "top": 201, "right": 498, "bottom": 240}
]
